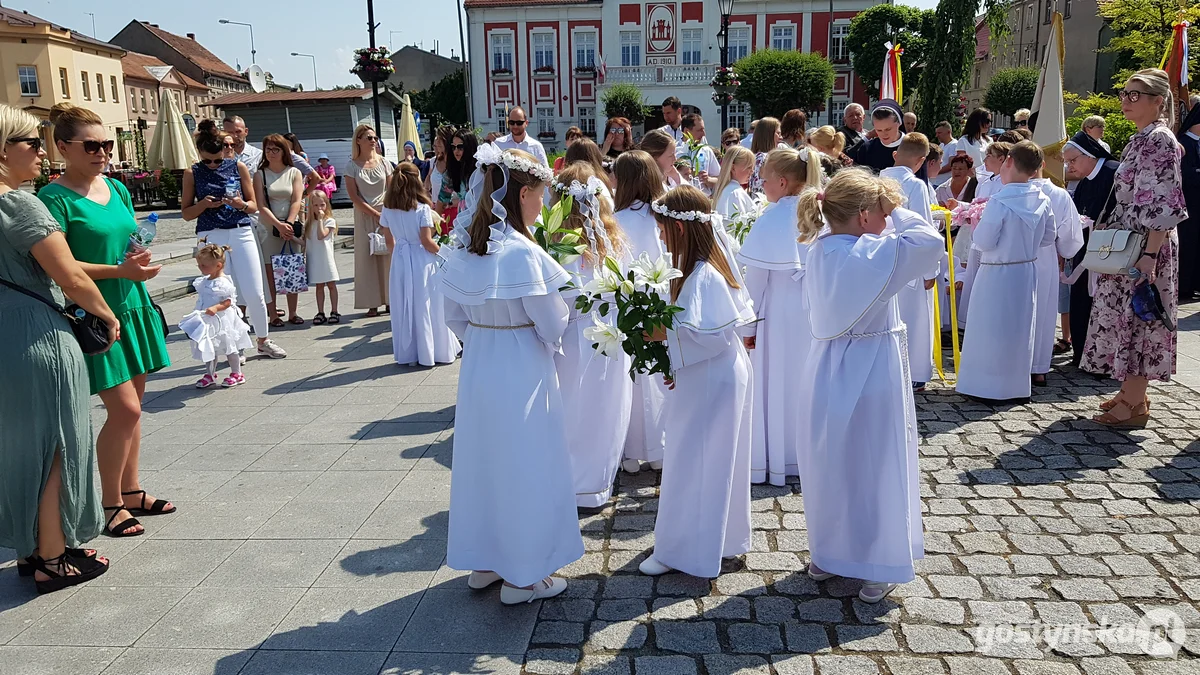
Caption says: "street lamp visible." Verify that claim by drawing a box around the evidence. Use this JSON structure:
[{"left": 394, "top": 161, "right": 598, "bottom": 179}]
[
  {"left": 291, "top": 52, "right": 318, "bottom": 90},
  {"left": 716, "top": 0, "right": 736, "bottom": 132},
  {"left": 218, "top": 19, "right": 256, "bottom": 65}
]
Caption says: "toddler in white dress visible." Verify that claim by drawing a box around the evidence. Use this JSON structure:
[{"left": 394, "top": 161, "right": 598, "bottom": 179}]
[
  {"left": 182, "top": 242, "right": 254, "bottom": 388},
  {"left": 305, "top": 191, "right": 341, "bottom": 324}
]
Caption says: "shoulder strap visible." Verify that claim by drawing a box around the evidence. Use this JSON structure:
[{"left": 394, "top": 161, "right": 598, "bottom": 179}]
[{"left": 0, "top": 277, "right": 66, "bottom": 315}]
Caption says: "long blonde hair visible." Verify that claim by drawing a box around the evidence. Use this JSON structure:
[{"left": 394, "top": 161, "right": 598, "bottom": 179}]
[
  {"left": 795, "top": 168, "right": 903, "bottom": 244},
  {"left": 553, "top": 163, "right": 627, "bottom": 266},
  {"left": 0, "top": 104, "right": 39, "bottom": 182},
  {"left": 653, "top": 184, "right": 740, "bottom": 301},
  {"left": 711, "top": 145, "right": 754, "bottom": 209},
  {"left": 764, "top": 147, "right": 823, "bottom": 197},
  {"left": 467, "top": 149, "right": 545, "bottom": 256},
  {"left": 351, "top": 123, "right": 377, "bottom": 162},
  {"left": 809, "top": 125, "right": 845, "bottom": 156},
  {"left": 305, "top": 190, "right": 332, "bottom": 226}
]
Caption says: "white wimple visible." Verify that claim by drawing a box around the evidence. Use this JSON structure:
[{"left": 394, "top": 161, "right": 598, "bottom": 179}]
[{"left": 651, "top": 199, "right": 714, "bottom": 224}]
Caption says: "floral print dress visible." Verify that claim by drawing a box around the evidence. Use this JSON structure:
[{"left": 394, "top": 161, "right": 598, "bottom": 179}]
[{"left": 1082, "top": 121, "right": 1188, "bottom": 381}]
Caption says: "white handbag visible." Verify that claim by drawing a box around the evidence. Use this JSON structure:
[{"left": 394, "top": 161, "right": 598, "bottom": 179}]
[
  {"left": 1079, "top": 181, "right": 1143, "bottom": 275},
  {"left": 368, "top": 228, "right": 388, "bottom": 256}
]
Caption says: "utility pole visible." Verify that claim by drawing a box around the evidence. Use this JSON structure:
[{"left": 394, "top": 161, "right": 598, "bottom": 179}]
[
  {"left": 367, "top": 0, "right": 383, "bottom": 157},
  {"left": 458, "top": 0, "right": 473, "bottom": 128}
]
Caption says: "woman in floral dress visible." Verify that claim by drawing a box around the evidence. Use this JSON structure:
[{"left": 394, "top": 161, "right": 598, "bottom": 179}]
[{"left": 1082, "top": 69, "right": 1189, "bottom": 428}]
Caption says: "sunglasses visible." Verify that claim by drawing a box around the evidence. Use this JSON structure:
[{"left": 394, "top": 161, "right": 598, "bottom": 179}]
[
  {"left": 723, "top": 140, "right": 737, "bottom": 146},
  {"left": 201, "top": 158, "right": 224, "bottom": 167},
  {"left": 7, "top": 137, "right": 42, "bottom": 152},
  {"left": 65, "top": 139, "right": 114, "bottom": 155},
  {"left": 1014, "top": 120, "right": 1028, "bottom": 127},
  {"left": 223, "top": 142, "right": 235, "bottom": 148},
  {"left": 362, "top": 135, "right": 378, "bottom": 142},
  {"left": 508, "top": 120, "right": 527, "bottom": 126},
  {"left": 451, "top": 143, "right": 465, "bottom": 150},
  {"left": 265, "top": 146, "right": 284, "bottom": 153}
]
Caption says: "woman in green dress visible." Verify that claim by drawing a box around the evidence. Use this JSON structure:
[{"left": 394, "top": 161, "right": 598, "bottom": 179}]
[
  {"left": 40, "top": 103, "right": 174, "bottom": 538},
  {"left": 0, "top": 104, "right": 116, "bottom": 592}
]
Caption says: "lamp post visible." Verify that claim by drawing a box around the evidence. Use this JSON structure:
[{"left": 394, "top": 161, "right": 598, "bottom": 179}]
[
  {"left": 366, "top": 0, "right": 383, "bottom": 157},
  {"left": 85, "top": 12, "right": 96, "bottom": 38},
  {"left": 291, "top": 52, "right": 318, "bottom": 90},
  {"left": 826, "top": 0, "right": 834, "bottom": 127},
  {"left": 717, "top": 0, "right": 736, "bottom": 132},
  {"left": 218, "top": 19, "right": 257, "bottom": 65}
]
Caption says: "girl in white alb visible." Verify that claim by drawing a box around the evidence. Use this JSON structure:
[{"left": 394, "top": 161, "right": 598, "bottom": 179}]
[
  {"left": 436, "top": 145, "right": 582, "bottom": 605},
  {"left": 712, "top": 146, "right": 757, "bottom": 224},
  {"left": 611, "top": 151, "right": 671, "bottom": 472},
  {"left": 183, "top": 242, "right": 255, "bottom": 389},
  {"left": 737, "top": 147, "right": 821, "bottom": 486},
  {"left": 380, "top": 163, "right": 459, "bottom": 367},
  {"left": 795, "top": 170, "right": 943, "bottom": 604},
  {"left": 639, "top": 185, "right": 756, "bottom": 579}
]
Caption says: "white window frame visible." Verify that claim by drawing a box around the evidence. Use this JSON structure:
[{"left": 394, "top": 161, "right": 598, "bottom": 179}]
[
  {"left": 532, "top": 32, "right": 555, "bottom": 71},
  {"left": 537, "top": 106, "right": 555, "bottom": 136},
  {"left": 829, "top": 100, "right": 850, "bottom": 128},
  {"left": 80, "top": 71, "right": 91, "bottom": 100},
  {"left": 490, "top": 32, "right": 514, "bottom": 73},
  {"left": 579, "top": 106, "right": 597, "bottom": 138},
  {"left": 111, "top": 75, "right": 120, "bottom": 103},
  {"left": 495, "top": 106, "right": 508, "bottom": 134},
  {"left": 96, "top": 73, "right": 105, "bottom": 102},
  {"left": 830, "top": 21, "right": 851, "bottom": 62},
  {"left": 18, "top": 66, "right": 39, "bottom": 97},
  {"left": 574, "top": 31, "right": 597, "bottom": 69},
  {"left": 728, "top": 26, "right": 750, "bottom": 62},
  {"left": 771, "top": 24, "right": 795, "bottom": 51},
  {"left": 728, "top": 101, "right": 749, "bottom": 132},
  {"left": 681, "top": 29, "right": 703, "bottom": 65},
  {"left": 59, "top": 68, "right": 71, "bottom": 99},
  {"left": 620, "top": 30, "right": 641, "bottom": 67},
  {"left": 140, "top": 90, "right": 147, "bottom": 113}
]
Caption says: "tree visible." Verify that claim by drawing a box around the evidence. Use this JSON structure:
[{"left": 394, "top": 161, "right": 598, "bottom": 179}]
[
  {"left": 409, "top": 69, "right": 469, "bottom": 127},
  {"left": 983, "top": 67, "right": 1039, "bottom": 117},
  {"left": 1098, "top": 0, "right": 1199, "bottom": 86},
  {"left": 733, "top": 50, "right": 835, "bottom": 119},
  {"left": 916, "top": 0, "right": 1008, "bottom": 138},
  {"left": 1065, "top": 92, "right": 1138, "bottom": 155},
  {"left": 847, "top": 5, "right": 936, "bottom": 100},
  {"left": 601, "top": 83, "right": 652, "bottom": 124}
]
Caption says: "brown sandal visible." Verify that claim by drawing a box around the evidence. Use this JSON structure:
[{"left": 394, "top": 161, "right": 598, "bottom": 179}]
[
  {"left": 365, "top": 308, "right": 380, "bottom": 318},
  {"left": 1100, "top": 395, "right": 1150, "bottom": 412},
  {"left": 1093, "top": 399, "right": 1150, "bottom": 429}
]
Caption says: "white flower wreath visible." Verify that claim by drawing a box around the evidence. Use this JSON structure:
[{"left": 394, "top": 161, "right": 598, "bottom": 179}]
[
  {"left": 650, "top": 199, "right": 714, "bottom": 224},
  {"left": 552, "top": 176, "right": 607, "bottom": 200},
  {"left": 475, "top": 143, "right": 554, "bottom": 183}
]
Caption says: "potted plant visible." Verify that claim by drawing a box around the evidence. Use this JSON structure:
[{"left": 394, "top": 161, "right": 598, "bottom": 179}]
[
  {"left": 537, "top": 130, "right": 557, "bottom": 140},
  {"left": 574, "top": 65, "right": 597, "bottom": 77},
  {"left": 491, "top": 67, "right": 514, "bottom": 77},
  {"left": 710, "top": 66, "right": 740, "bottom": 96},
  {"left": 350, "top": 46, "right": 395, "bottom": 84},
  {"left": 159, "top": 170, "right": 181, "bottom": 208},
  {"left": 533, "top": 65, "right": 555, "bottom": 76}
]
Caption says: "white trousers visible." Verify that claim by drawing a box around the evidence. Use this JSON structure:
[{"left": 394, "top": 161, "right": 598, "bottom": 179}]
[{"left": 202, "top": 226, "right": 269, "bottom": 339}]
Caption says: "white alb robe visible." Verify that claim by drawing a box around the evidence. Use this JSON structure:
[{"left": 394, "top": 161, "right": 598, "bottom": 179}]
[
  {"left": 737, "top": 194, "right": 810, "bottom": 485},
  {"left": 715, "top": 182, "right": 757, "bottom": 223},
  {"left": 956, "top": 182, "right": 1055, "bottom": 401},
  {"left": 557, "top": 253, "right": 634, "bottom": 507},
  {"left": 438, "top": 223, "right": 584, "bottom": 587},
  {"left": 652, "top": 261, "right": 756, "bottom": 578},
  {"left": 615, "top": 203, "right": 669, "bottom": 464},
  {"left": 882, "top": 166, "right": 941, "bottom": 383},
  {"left": 1030, "top": 178, "right": 1085, "bottom": 374},
  {"left": 799, "top": 207, "right": 943, "bottom": 583},
  {"left": 381, "top": 204, "right": 459, "bottom": 367},
  {"left": 957, "top": 175, "right": 1001, "bottom": 328}
]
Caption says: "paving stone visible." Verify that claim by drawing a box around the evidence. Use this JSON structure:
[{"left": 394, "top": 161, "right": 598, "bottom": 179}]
[
  {"left": 744, "top": 552, "right": 803, "bottom": 571},
  {"left": 654, "top": 621, "right": 720, "bottom": 654},
  {"left": 597, "top": 599, "right": 649, "bottom": 622},
  {"left": 588, "top": 621, "right": 647, "bottom": 650},
  {"left": 983, "top": 577, "right": 1049, "bottom": 600},
  {"left": 905, "top": 598, "right": 966, "bottom": 624},
  {"left": 604, "top": 576, "right": 654, "bottom": 599},
  {"left": 702, "top": 654, "right": 771, "bottom": 675},
  {"left": 943, "top": 656, "right": 1014, "bottom": 675},
  {"left": 1054, "top": 555, "right": 1113, "bottom": 576},
  {"left": 714, "top": 573, "right": 769, "bottom": 596},
  {"left": 531, "top": 621, "right": 585, "bottom": 645},
  {"left": 902, "top": 625, "right": 976, "bottom": 653},
  {"left": 525, "top": 649, "right": 581, "bottom": 675},
  {"left": 834, "top": 624, "right": 899, "bottom": 651},
  {"left": 783, "top": 622, "right": 831, "bottom": 653},
  {"left": 1051, "top": 579, "right": 1118, "bottom": 601},
  {"left": 771, "top": 655, "right": 815, "bottom": 675},
  {"left": 701, "top": 595, "right": 751, "bottom": 620},
  {"left": 885, "top": 657, "right": 948, "bottom": 675},
  {"left": 651, "top": 597, "right": 699, "bottom": 621},
  {"left": 634, "top": 655, "right": 697, "bottom": 675},
  {"left": 1011, "top": 555, "right": 1057, "bottom": 576},
  {"left": 813, "top": 655, "right": 880, "bottom": 675},
  {"left": 1107, "top": 577, "right": 1178, "bottom": 599},
  {"left": 929, "top": 575, "right": 984, "bottom": 599},
  {"left": 1013, "top": 662, "right": 1083, "bottom": 675},
  {"left": 795, "top": 598, "right": 845, "bottom": 622},
  {"left": 752, "top": 596, "right": 796, "bottom": 623},
  {"left": 961, "top": 555, "right": 1013, "bottom": 575},
  {"left": 540, "top": 599, "right": 596, "bottom": 623},
  {"left": 581, "top": 655, "right": 631, "bottom": 675},
  {"left": 728, "top": 623, "right": 784, "bottom": 653},
  {"left": 656, "top": 574, "right": 711, "bottom": 597},
  {"left": 1079, "top": 657, "right": 1136, "bottom": 675}
]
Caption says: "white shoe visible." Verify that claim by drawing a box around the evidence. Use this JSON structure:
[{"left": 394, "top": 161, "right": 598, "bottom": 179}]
[
  {"left": 239, "top": 352, "right": 247, "bottom": 366},
  {"left": 622, "top": 459, "right": 641, "bottom": 474},
  {"left": 807, "top": 563, "right": 836, "bottom": 581},
  {"left": 638, "top": 556, "right": 672, "bottom": 576},
  {"left": 500, "top": 577, "right": 567, "bottom": 605},
  {"left": 649, "top": 460, "right": 663, "bottom": 470},
  {"left": 859, "top": 581, "right": 898, "bottom": 603},
  {"left": 257, "top": 339, "right": 287, "bottom": 359},
  {"left": 467, "top": 571, "right": 502, "bottom": 590}
]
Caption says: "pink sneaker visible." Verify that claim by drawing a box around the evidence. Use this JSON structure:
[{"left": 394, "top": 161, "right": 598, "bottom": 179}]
[
  {"left": 221, "top": 373, "right": 245, "bottom": 388},
  {"left": 196, "top": 373, "right": 218, "bottom": 389}
]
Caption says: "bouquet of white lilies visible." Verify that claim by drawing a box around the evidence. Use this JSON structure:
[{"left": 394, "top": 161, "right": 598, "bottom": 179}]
[
  {"left": 575, "top": 253, "right": 685, "bottom": 379},
  {"left": 725, "top": 194, "right": 767, "bottom": 245}
]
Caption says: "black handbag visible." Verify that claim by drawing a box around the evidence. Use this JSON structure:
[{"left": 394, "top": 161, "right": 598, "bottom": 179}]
[{"left": 0, "top": 278, "right": 113, "bottom": 355}]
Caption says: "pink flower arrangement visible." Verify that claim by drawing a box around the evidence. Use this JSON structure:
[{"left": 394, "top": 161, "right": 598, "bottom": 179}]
[{"left": 950, "top": 198, "right": 988, "bottom": 229}]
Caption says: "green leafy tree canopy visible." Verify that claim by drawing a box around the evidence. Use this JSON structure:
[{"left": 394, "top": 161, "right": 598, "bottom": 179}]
[
  {"left": 983, "top": 66, "right": 1039, "bottom": 117},
  {"left": 917, "top": 0, "right": 1009, "bottom": 139},
  {"left": 1064, "top": 92, "right": 1137, "bottom": 155},
  {"left": 601, "top": 83, "right": 652, "bottom": 124},
  {"left": 733, "top": 50, "right": 835, "bottom": 119},
  {"left": 1098, "top": 0, "right": 1199, "bottom": 86},
  {"left": 847, "top": 5, "right": 935, "bottom": 100},
  {"left": 410, "top": 69, "right": 469, "bottom": 127}
]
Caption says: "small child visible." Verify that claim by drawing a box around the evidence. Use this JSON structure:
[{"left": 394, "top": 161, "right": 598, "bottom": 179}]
[
  {"left": 795, "top": 169, "right": 944, "bottom": 603},
  {"left": 712, "top": 145, "right": 757, "bottom": 224},
  {"left": 185, "top": 242, "right": 255, "bottom": 388},
  {"left": 957, "top": 141, "right": 1013, "bottom": 328},
  {"left": 674, "top": 159, "right": 693, "bottom": 184},
  {"left": 305, "top": 190, "right": 341, "bottom": 324},
  {"left": 737, "top": 147, "right": 822, "bottom": 486},
  {"left": 924, "top": 145, "right": 943, "bottom": 191}
]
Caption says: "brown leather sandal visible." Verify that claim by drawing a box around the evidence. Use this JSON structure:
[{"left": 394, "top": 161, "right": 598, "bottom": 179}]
[
  {"left": 1100, "top": 395, "right": 1150, "bottom": 412},
  {"left": 1093, "top": 399, "right": 1150, "bottom": 429}
]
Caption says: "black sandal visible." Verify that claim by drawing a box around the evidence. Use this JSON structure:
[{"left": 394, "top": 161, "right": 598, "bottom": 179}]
[
  {"left": 122, "top": 489, "right": 176, "bottom": 516},
  {"left": 270, "top": 317, "right": 286, "bottom": 328},
  {"left": 18, "top": 548, "right": 96, "bottom": 577},
  {"left": 32, "top": 551, "right": 109, "bottom": 594},
  {"left": 329, "top": 311, "right": 341, "bottom": 324},
  {"left": 312, "top": 313, "right": 327, "bottom": 325},
  {"left": 103, "top": 505, "right": 143, "bottom": 537}
]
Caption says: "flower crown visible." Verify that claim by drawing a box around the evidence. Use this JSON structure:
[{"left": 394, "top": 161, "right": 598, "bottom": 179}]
[
  {"left": 475, "top": 143, "right": 554, "bottom": 183},
  {"left": 552, "top": 176, "right": 607, "bottom": 201},
  {"left": 651, "top": 199, "right": 714, "bottom": 224}
]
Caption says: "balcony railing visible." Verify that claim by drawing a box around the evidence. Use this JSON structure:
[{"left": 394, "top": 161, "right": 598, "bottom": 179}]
[{"left": 604, "top": 64, "right": 715, "bottom": 86}]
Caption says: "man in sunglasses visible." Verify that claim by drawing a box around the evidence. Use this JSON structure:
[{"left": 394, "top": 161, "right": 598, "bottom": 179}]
[{"left": 494, "top": 106, "right": 549, "bottom": 168}]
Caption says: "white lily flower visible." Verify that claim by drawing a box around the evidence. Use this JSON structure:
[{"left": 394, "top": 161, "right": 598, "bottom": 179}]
[
  {"left": 582, "top": 268, "right": 623, "bottom": 295},
  {"left": 620, "top": 279, "right": 636, "bottom": 295},
  {"left": 583, "top": 315, "right": 627, "bottom": 357},
  {"left": 634, "top": 253, "right": 682, "bottom": 294}
]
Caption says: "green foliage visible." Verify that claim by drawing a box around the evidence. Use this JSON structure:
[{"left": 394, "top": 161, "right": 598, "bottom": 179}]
[
  {"left": 1098, "top": 0, "right": 1199, "bottom": 86},
  {"left": 1064, "top": 92, "right": 1137, "bottom": 155},
  {"left": 601, "top": 83, "right": 652, "bottom": 124},
  {"left": 733, "top": 50, "right": 835, "bottom": 119},
  {"left": 158, "top": 171, "right": 180, "bottom": 199},
  {"left": 917, "top": 0, "right": 1009, "bottom": 140},
  {"left": 32, "top": 171, "right": 49, "bottom": 194},
  {"left": 847, "top": 5, "right": 936, "bottom": 100},
  {"left": 983, "top": 67, "right": 1040, "bottom": 117},
  {"left": 409, "top": 70, "right": 470, "bottom": 127},
  {"left": 534, "top": 195, "right": 588, "bottom": 265}
]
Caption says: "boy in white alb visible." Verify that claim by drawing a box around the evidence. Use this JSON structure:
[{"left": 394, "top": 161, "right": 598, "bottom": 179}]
[
  {"left": 881, "top": 133, "right": 942, "bottom": 390},
  {"left": 956, "top": 141, "right": 1056, "bottom": 402},
  {"left": 1030, "top": 166, "right": 1084, "bottom": 384}
]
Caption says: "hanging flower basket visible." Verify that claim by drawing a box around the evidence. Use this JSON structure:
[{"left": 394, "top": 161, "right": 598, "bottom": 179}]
[
  {"left": 712, "top": 91, "right": 735, "bottom": 106},
  {"left": 350, "top": 47, "right": 395, "bottom": 83},
  {"left": 710, "top": 66, "right": 740, "bottom": 96}
]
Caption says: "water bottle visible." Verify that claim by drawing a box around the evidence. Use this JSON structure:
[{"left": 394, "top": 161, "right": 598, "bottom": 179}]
[
  {"left": 126, "top": 212, "right": 158, "bottom": 256},
  {"left": 224, "top": 175, "right": 240, "bottom": 201}
]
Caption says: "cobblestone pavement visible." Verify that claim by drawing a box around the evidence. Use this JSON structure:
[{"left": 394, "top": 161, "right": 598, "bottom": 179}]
[
  {"left": 0, "top": 250, "right": 1197, "bottom": 675},
  {"left": 148, "top": 208, "right": 357, "bottom": 244}
]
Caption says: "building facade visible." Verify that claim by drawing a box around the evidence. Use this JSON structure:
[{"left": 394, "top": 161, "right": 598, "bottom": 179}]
[
  {"left": 464, "top": 0, "right": 874, "bottom": 152},
  {"left": 388, "top": 45, "right": 467, "bottom": 93},
  {"left": 110, "top": 21, "right": 251, "bottom": 99},
  {"left": 0, "top": 7, "right": 126, "bottom": 164},
  {"left": 120, "top": 52, "right": 211, "bottom": 165}
]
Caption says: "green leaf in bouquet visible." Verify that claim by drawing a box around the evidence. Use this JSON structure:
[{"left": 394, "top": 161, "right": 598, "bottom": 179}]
[
  {"left": 558, "top": 232, "right": 581, "bottom": 245},
  {"left": 599, "top": 303, "right": 609, "bottom": 317}
]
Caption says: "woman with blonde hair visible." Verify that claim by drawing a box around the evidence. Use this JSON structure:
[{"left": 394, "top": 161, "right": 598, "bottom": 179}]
[
  {"left": 810, "top": 125, "right": 852, "bottom": 171},
  {"left": 552, "top": 162, "right": 632, "bottom": 507},
  {"left": 1, "top": 103, "right": 116, "bottom": 591},
  {"left": 346, "top": 123, "right": 393, "bottom": 317}
]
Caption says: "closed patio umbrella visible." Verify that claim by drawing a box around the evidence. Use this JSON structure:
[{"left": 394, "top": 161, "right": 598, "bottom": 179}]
[
  {"left": 398, "top": 93, "right": 422, "bottom": 157},
  {"left": 145, "top": 88, "right": 198, "bottom": 171}
]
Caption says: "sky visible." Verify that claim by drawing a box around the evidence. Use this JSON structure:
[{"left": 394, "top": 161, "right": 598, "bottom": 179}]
[{"left": 26, "top": 0, "right": 468, "bottom": 91}]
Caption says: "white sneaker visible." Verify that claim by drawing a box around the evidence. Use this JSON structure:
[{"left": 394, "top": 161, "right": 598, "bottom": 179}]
[
  {"left": 621, "top": 459, "right": 641, "bottom": 474},
  {"left": 859, "top": 581, "right": 898, "bottom": 604},
  {"left": 467, "top": 571, "right": 502, "bottom": 590},
  {"left": 500, "top": 577, "right": 567, "bottom": 605},
  {"left": 807, "top": 563, "right": 836, "bottom": 581},
  {"left": 648, "top": 460, "right": 663, "bottom": 470},
  {"left": 257, "top": 339, "right": 287, "bottom": 359},
  {"left": 638, "top": 556, "right": 672, "bottom": 576},
  {"left": 239, "top": 352, "right": 247, "bottom": 366}
]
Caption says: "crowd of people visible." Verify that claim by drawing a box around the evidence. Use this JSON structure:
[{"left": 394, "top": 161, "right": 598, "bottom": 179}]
[{"left": 0, "top": 66, "right": 1193, "bottom": 605}]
